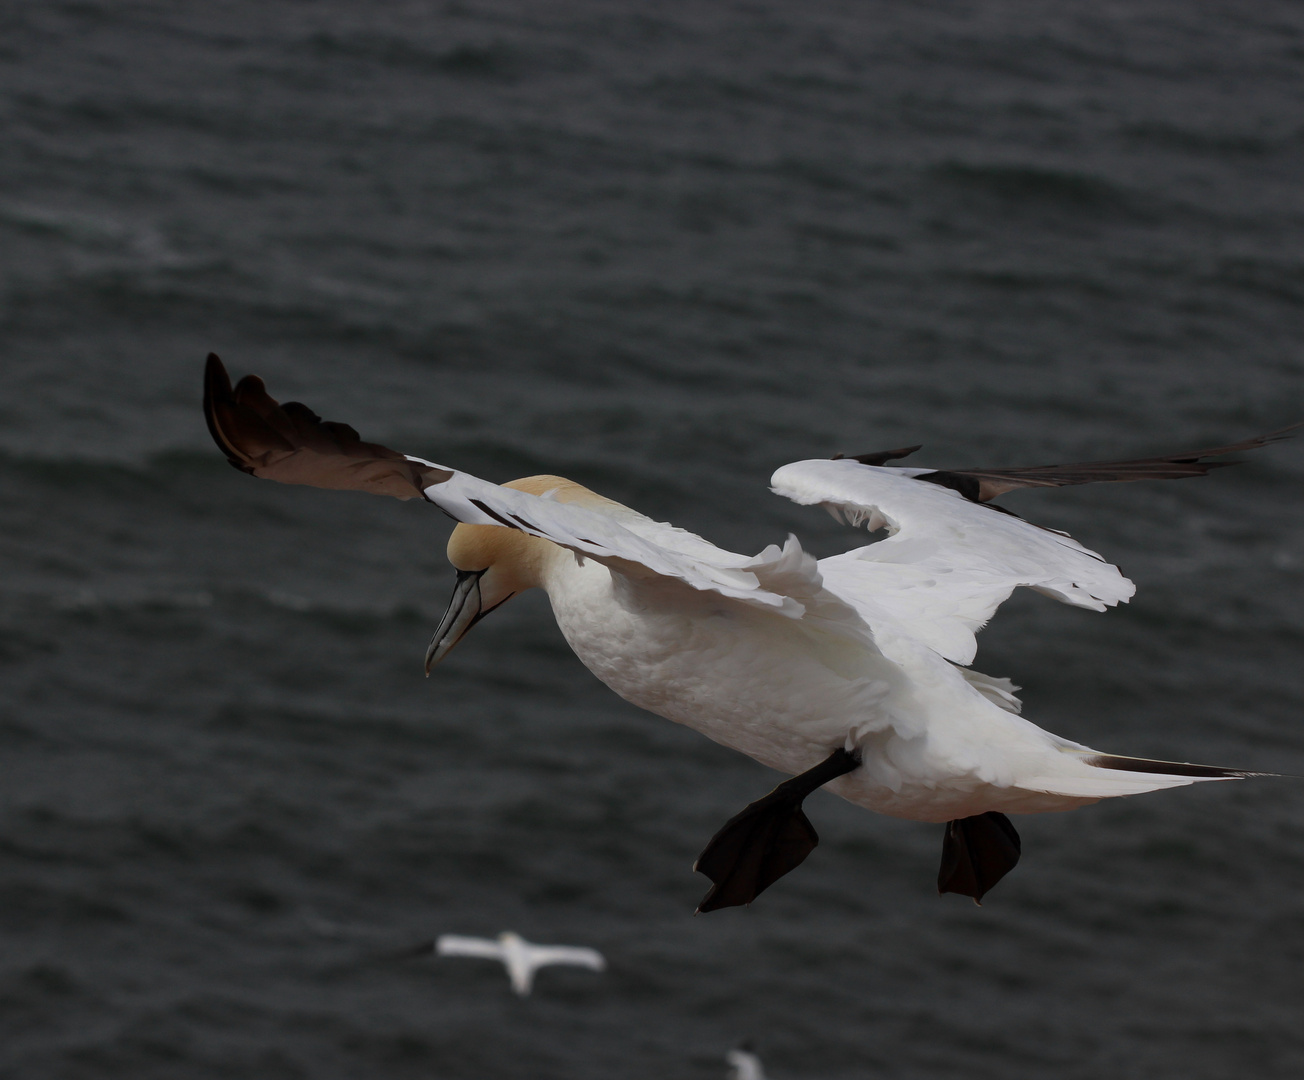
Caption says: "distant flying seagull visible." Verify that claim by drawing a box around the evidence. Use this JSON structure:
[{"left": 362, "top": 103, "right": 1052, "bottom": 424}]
[
  {"left": 435, "top": 931, "right": 606, "bottom": 996},
  {"left": 727, "top": 1047, "right": 767, "bottom": 1080},
  {"left": 204, "top": 355, "right": 1295, "bottom": 910}
]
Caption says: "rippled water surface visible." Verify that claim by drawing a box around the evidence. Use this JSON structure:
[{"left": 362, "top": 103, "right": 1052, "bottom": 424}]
[{"left": 2, "top": 2, "right": 1304, "bottom": 1077}]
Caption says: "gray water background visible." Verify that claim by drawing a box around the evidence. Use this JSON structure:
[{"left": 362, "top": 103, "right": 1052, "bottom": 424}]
[{"left": 2, "top": 2, "right": 1304, "bottom": 1077}]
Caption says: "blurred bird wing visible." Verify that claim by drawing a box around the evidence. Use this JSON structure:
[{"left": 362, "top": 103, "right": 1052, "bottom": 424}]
[
  {"left": 435, "top": 935, "right": 505, "bottom": 960},
  {"left": 206, "top": 354, "right": 834, "bottom": 619},
  {"left": 726, "top": 1049, "right": 767, "bottom": 1080},
  {"left": 524, "top": 945, "right": 607, "bottom": 972},
  {"left": 771, "top": 458, "right": 1135, "bottom": 664}
]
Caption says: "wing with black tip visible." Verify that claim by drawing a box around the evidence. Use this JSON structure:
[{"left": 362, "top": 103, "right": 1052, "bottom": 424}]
[{"left": 203, "top": 355, "right": 844, "bottom": 620}]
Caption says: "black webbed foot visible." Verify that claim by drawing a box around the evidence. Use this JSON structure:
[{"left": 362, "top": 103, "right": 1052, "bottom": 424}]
[
  {"left": 937, "top": 811, "right": 1021, "bottom": 903},
  {"left": 693, "top": 787, "right": 819, "bottom": 913},
  {"left": 694, "top": 748, "right": 860, "bottom": 913}
]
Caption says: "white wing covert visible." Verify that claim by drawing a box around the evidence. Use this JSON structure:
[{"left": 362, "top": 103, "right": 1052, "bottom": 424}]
[
  {"left": 414, "top": 462, "right": 824, "bottom": 615},
  {"left": 771, "top": 458, "right": 1135, "bottom": 665}
]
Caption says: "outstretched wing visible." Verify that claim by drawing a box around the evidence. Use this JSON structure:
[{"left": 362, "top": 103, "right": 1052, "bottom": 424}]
[
  {"left": 524, "top": 945, "right": 606, "bottom": 972},
  {"left": 771, "top": 459, "right": 1136, "bottom": 664},
  {"left": 840, "top": 427, "right": 1297, "bottom": 504},
  {"left": 204, "top": 354, "right": 452, "bottom": 498},
  {"left": 783, "top": 427, "right": 1294, "bottom": 662},
  {"left": 435, "top": 935, "right": 505, "bottom": 960},
  {"left": 205, "top": 355, "right": 832, "bottom": 619}
]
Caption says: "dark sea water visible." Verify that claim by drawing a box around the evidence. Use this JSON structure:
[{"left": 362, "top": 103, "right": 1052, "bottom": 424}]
[{"left": 3, "top": 2, "right": 1304, "bottom": 1077}]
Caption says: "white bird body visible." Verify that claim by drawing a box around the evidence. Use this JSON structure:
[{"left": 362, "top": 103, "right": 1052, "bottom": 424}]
[
  {"left": 436, "top": 931, "right": 605, "bottom": 996},
  {"left": 204, "top": 356, "right": 1282, "bottom": 905},
  {"left": 521, "top": 469, "right": 1194, "bottom": 823}
]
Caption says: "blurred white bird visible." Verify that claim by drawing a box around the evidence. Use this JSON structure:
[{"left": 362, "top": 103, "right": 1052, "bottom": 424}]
[
  {"left": 205, "top": 355, "right": 1292, "bottom": 910},
  {"left": 727, "top": 1047, "right": 767, "bottom": 1080},
  {"left": 435, "top": 931, "right": 606, "bottom": 996}
]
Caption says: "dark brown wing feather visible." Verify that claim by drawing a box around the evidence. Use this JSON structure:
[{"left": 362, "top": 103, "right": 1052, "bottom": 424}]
[
  {"left": 1084, "top": 753, "right": 1263, "bottom": 779},
  {"left": 832, "top": 445, "right": 923, "bottom": 466},
  {"left": 203, "top": 353, "right": 451, "bottom": 499},
  {"left": 919, "top": 425, "right": 1299, "bottom": 503}
]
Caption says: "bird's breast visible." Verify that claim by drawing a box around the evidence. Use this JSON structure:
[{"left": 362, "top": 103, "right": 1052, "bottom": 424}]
[{"left": 541, "top": 555, "right": 904, "bottom": 773}]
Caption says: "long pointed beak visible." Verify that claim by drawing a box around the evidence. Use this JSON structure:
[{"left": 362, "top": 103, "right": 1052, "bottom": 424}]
[{"left": 425, "top": 569, "right": 487, "bottom": 674}]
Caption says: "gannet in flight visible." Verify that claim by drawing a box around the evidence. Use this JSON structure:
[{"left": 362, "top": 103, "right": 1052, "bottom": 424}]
[
  {"left": 435, "top": 931, "right": 605, "bottom": 996},
  {"left": 203, "top": 355, "right": 1292, "bottom": 910}
]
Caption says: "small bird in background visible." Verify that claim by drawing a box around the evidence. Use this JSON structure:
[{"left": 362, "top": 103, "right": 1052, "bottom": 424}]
[
  {"left": 727, "top": 1046, "right": 767, "bottom": 1080},
  {"left": 435, "top": 931, "right": 606, "bottom": 996}
]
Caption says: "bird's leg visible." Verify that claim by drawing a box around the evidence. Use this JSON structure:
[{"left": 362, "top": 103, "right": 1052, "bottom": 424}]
[
  {"left": 694, "top": 747, "right": 861, "bottom": 913},
  {"left": 937, "top": 811, "right": 1021, "bottom": 903}
]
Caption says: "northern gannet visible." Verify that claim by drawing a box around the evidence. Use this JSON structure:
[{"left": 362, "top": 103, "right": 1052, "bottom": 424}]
[
  {"left": 203, "top": 355, "right": 1293, "bottom": 910},
  {"left": 435, "top": 931, "right": 605, "bottom": 996}
]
